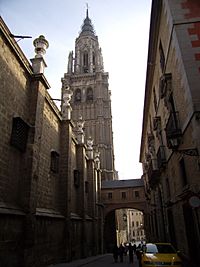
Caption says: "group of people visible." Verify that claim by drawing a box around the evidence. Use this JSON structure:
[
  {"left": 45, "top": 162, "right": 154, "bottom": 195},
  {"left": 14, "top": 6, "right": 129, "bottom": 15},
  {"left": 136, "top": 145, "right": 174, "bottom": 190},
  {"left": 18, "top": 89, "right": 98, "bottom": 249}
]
[{"left": 113, "top": 242, "right": 139, "bottom": 263}]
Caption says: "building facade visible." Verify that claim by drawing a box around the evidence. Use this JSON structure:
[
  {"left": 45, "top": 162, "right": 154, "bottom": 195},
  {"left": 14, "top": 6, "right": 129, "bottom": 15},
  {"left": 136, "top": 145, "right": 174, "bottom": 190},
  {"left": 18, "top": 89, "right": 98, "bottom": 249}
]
[
  {"left": 139, "top": 1, "right": 200, "bottom": 266},
  {"left": 0, "top": 15, "right": 104, "bottom": 267},
  {"left": 127, "top": 209, "right": 145, "bottom": 243},
  {"left": 61, "top": 10, "right": 116, "bottom": 181}
]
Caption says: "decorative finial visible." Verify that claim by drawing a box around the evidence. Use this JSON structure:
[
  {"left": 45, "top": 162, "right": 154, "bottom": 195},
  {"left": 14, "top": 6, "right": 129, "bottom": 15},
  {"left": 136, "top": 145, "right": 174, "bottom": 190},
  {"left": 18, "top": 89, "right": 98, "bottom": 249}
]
[
  {"left": 62, "top": 87, "right": 73, "bottom": 120},
  {"left": 33, "top": 35, "right": 49, "bottom": 58},
  {"left": 31, "top": 35, "right": 49, "bottom": 74}
]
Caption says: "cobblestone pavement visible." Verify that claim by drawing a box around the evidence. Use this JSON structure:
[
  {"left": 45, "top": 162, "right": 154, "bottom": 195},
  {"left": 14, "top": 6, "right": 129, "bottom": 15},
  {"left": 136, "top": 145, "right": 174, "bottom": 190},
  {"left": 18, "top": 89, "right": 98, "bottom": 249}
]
[{"left": 49, "top": 253, "right": 139, "bottom": 267}]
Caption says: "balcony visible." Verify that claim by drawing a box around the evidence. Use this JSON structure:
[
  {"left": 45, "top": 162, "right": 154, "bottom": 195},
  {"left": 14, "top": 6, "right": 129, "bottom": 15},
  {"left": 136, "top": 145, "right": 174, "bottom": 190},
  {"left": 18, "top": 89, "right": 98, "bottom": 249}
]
[
  {"left": 165, "top": 112, "right": 182, "bottom": 149},
  {"left": 159, "top": 73, "right": 172, "bottom": 99},
  {"left": 147, "top": 159, "right": 160, "bottom": 189},
  {"left": 157, "top": 145, "right": 166, "bottom": 169}
]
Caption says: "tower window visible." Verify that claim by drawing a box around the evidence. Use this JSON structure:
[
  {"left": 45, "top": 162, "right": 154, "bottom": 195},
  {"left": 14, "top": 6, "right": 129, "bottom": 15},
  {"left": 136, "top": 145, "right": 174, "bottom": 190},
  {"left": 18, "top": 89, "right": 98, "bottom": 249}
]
[
  {"left": 86, "top": 87, "right": 93, "bottom": 101},
  {"left": 83, "top": 51, "right": 89, "bottom": 73},
  {"left": 75, "top": 88, "right": 81, "bottom": 102},
  {"left": 92, "top": 52, "right": 95, "bottom": 65},
  {"left": 92, "top": 52, "right": 96, "bottom": 72}
]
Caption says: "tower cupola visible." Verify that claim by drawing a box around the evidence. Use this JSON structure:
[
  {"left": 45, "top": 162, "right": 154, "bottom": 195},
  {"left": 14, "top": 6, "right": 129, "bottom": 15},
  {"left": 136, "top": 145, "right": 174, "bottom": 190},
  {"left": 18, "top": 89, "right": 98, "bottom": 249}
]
[
  {"left": 67, "top": 8, "right": 104, "bottom": 75},
  {"left": 79, "top": 8, "right": 95, "bottom": 37}
]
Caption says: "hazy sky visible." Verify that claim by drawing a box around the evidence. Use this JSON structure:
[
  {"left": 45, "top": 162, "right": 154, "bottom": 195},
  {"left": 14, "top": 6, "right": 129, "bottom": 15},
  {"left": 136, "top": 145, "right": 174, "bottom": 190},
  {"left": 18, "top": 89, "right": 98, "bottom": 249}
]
[{"left": 1, "top": 0, "right": 151, "bottom": 179}]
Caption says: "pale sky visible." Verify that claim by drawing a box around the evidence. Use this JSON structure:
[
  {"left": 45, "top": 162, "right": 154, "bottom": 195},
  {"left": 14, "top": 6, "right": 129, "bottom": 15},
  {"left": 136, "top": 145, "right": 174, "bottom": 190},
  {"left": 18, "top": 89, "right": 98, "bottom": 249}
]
[{"left": 1, "top": 0, "right": 151, "bottom": 179}]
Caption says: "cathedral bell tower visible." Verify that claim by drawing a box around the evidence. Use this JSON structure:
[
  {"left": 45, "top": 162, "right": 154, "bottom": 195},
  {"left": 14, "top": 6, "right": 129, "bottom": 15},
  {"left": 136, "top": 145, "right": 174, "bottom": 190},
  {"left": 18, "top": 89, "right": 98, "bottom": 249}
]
[{"left": 61, "top": 9, "right": 116, "bottom": 181}]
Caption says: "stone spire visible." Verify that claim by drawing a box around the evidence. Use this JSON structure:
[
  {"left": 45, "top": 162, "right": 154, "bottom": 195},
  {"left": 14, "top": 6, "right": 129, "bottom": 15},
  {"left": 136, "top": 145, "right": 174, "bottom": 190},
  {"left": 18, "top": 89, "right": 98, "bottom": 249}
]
[{"left": 79, "top": 8, "right": 95, "bottom": 37}]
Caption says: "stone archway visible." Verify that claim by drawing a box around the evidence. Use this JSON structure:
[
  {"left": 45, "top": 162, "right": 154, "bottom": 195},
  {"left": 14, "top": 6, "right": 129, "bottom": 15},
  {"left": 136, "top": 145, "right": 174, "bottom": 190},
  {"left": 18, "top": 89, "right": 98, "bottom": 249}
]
[{"left": 103, "top": 205, "right": 147, "bottom": 252}]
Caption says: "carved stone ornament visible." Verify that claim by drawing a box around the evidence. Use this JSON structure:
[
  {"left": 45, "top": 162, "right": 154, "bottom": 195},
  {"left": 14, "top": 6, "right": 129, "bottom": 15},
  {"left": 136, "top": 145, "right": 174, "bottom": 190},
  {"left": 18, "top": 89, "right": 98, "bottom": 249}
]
[
  {"left": 76, "top": 116, "right": 85, "bottom": 133},
  {"left": 87, "top": 136, "right": 93, "bottom": 150},
  {"left": 63, "top": 87, "right": 73, "bottom": 107}
]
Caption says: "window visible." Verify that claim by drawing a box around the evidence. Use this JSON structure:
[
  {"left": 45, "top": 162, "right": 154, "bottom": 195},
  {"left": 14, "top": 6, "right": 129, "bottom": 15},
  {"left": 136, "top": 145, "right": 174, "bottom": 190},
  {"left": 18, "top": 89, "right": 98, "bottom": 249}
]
[
  {"left": 122, "top": 192, "right": 126, "bottom": 199},
  {"left": 10, "top": 117, "right": 29, "bottom": 152},
  {"left": 135, "top": 191, "right": 140, "bottom": 198},
  {"left": 86, "top": 87, "right": 93, "bottom": 101},
  {"left": 108, "top": 192, "right": 112, "bottom": 199},
  {"left": 92, "top": 52, "right": 95, "bottom": 65},
  {"left": 136, "top": 221, "right": 139, "bottom": 227},
  {"left": 50, "top": 151, "right": 59, "bottom": 173},
  {"left": 85, "top": 181, "right": 89, "bottom": 193},
  {"left": 75, "top": 88, "right": 81, "bottom": 102},
  {"left": 74, "top": 169, "right": 80, "bottom": 187},
  {"left": 133, "top": 230, "right": 135, "bottom": 236},
  {"left": 83, "top": 51, "right": 89, "bottom": 73},
  {"left": 132, "top": 221, "right": 134, "bottom": 227},
  {"left": 159, "top": 41, "right": 165, "bottom": 72}
]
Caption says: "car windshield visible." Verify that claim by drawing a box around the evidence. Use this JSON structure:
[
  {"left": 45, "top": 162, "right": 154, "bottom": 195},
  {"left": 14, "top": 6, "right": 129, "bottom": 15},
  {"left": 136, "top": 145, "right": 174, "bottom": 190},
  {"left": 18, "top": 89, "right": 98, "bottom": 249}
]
[{"left": 145, "top": 244, "right": 176, "bottom": 254}]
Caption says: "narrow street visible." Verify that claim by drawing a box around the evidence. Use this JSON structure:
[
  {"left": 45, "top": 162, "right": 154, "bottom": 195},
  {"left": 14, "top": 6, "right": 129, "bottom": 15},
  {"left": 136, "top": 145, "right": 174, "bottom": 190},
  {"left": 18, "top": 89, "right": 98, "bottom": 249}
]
[
  {"left": 89, "top": 254, "right": 139, "bottom": 267},
  {"left": 84, "top": 254, "right": 139, "bottom": 267},
  {"left": 51, "top": 254, "right": 139, "bottom": 267}
]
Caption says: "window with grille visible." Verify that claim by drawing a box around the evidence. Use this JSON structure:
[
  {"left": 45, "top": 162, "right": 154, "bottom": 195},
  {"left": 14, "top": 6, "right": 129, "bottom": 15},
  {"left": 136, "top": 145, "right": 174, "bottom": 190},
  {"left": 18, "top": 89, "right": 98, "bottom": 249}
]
[
  {"left": 10, "top": 117, "right": 29, "bottom": 152},
  {"left": 50, "top": 151, "right": 59, "bottom": 173}
]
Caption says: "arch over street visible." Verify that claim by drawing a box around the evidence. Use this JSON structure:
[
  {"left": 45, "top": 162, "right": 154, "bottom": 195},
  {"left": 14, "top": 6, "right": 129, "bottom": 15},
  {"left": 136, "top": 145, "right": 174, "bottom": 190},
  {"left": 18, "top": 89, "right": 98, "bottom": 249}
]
[{"left": 101, "top": 179, "right": 147, "bottom": 216}]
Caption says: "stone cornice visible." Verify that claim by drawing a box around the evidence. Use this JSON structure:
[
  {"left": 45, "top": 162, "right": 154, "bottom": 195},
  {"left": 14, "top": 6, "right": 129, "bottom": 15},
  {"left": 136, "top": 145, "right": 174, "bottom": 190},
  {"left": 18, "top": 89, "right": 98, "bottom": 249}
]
[
  {"left": 139, "top": 0, "right": 162, "bottom": 161},
  {"left": 0, "top": 16, "right": 33, "bottom": 75}
]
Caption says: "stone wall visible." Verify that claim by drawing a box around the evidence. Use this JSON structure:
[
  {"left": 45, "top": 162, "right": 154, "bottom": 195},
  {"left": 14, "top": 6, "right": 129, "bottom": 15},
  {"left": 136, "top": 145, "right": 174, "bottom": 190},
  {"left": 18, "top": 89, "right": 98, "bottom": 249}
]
[{"left": 0, "top": 17, "right": 102, "bottom": 267}]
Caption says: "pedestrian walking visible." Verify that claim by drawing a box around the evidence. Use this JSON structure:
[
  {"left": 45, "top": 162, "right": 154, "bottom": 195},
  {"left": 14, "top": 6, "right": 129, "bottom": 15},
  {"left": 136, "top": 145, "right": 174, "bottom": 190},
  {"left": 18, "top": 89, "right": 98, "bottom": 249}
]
[
  {"left": 119, "top": 243, "right": 125, "bottom": 262},
  {"left": 133, "top": 243, "right": 137, "bottom": 254},
  {"left": 128, "top": 242, "right": 134, "bottom": 263},
  {"left": 112, "top": 244, "right": 119, "bottom": 263}
]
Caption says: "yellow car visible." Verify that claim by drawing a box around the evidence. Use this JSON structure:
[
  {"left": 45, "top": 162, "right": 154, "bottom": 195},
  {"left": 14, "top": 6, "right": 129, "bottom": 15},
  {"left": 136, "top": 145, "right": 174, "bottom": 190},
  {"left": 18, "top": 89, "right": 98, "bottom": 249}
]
[{"left": 141, "top": 243, "right": 182, "bottom": 267}]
